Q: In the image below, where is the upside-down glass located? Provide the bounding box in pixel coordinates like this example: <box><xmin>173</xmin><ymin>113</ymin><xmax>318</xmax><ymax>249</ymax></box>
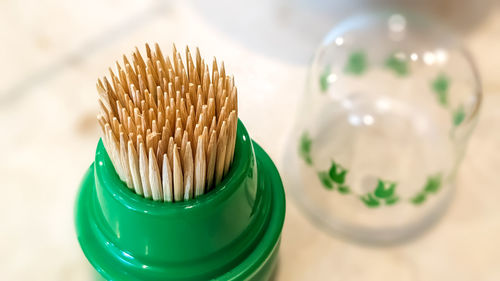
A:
<box><xmin>284</xmin><ymin>12</ymin><xmax>481</xmax><ymax>244</ymax></box>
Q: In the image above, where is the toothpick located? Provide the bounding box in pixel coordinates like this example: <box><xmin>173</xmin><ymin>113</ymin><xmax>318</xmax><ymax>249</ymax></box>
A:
<box><xmin>97</xmin><ymin>44</ymin><xmax>238</xmax><ymax>202</ymax></box>
<box><xmin>139</xmin><ymin>142</ymin><xmax>152</xmax><ymax>199</ymax></box>
<box><xmin>194</xmin><ymin>135</ymin><xmax>206</xmax><ymax>197</ymax></box>
<box><xmin>162</xmin><ymin>154</ymin><xmax>173</xmax><ymax>202</ymax></box>
<box><xmin>173</xmin><ymin>144</ymin><xmax>183</xmax><ymax>202</ymax></box>
<box><xmin>149</xmin><ymin>147</ymin><xmax>163</xmax><ymax>201</ymax></box>
<box><xmin>215</xmin><ymin>121</ymin><xmax>228</xmax><ymax>186</ymax></box>
<box><xmin>120</xmin><ymin>132</ymin><xmax>133</xmax><ymax>189</ymax></box>
<box><xmin>206</xmin><ymin>130</ymin><xmax>217</xmax><ymax>191</ymax></box>
<box><xmin>128</xmin><ymin>140</ymin><xmax>143</xmax><ymax>195</ymax></box>
<box><xmin>183</xmin><ymin>142</ymin><xmax>194</xmax><ymax>200</ymax></box>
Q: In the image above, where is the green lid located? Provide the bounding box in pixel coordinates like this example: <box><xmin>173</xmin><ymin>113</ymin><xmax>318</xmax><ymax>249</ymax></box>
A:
<box><xmin>75</xmin><ymin>120</ymin><xmax>286</xmax><ymax>280</ymax></box>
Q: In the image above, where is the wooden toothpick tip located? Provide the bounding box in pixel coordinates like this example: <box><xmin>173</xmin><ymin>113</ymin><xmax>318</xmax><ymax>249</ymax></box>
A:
<box><xmin>97</xmin><ymin>44</ymin><xmax>238</xmax><ymax>202</ymax></box>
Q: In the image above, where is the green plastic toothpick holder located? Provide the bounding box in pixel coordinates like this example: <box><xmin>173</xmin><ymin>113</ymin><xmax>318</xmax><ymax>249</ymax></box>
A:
<box><xmin>75</xmin><ymin>120</ymin><xmax>286</xmax><ymax>281</ymax></box>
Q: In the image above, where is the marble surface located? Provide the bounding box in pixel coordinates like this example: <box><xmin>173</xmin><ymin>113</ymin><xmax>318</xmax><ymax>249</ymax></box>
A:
<box><xmin>1</xmin><ymin>0</ymin><xmax>499</xmax><ymax>280</ymax></box>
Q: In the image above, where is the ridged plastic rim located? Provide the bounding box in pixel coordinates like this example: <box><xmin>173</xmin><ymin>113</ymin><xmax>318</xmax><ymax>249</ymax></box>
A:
<box><xmin>75</xmin><ymin>134</ymin><xmax>286</xmax><ymax>280</ymax></box>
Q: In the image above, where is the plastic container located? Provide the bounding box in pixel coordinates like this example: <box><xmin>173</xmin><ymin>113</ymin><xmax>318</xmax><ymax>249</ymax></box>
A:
<box><xmin>75</xmin><ymin>120</ymin><xmax>286</xmax><ymax>280</ymax></box>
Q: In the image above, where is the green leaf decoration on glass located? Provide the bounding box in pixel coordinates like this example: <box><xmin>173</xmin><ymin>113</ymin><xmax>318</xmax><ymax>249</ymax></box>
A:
<box><xmin>328</xmin><ymin>161</ymin><xmax>348</xmax><ymax>184</ymax></box>
<box><xmin>374</xmin><ymin>179</ymin><xmax>397</xmax><ymax>199</ymax></box>
<box><xmin>360</xmin><ymin>194</ymin><xmax>380</xmax><ymax>208</ymax></box>
<box><xmin>424</xmin><ymin>174</ymin><xmax>442</xmax><ymax>193</ymax></box>
<box><xmin>299</xmin><ymin>132</ymin><xmax>313</xmax><ymax>165</ymax></box>
<box><xmin>337</xmin><ymin>185</ymin><xmax>351</xmax><ymax>194</ymax></box>
<box><xmin>385</xmin><ymin>196</ymin><xmax>399</xmax><ymax>205</ymax></box>
<box><xmin>409</xmin><ymin>173</ymin><xmax>444</xmax><ymax>206</ymax></box>
<box><xmin>317</xmin><ymin>161</ymin><xmax>350</xmax><ymax>194</ymax></box>
<box><xmin>385</xmin><ymin>53</ymin><xmax>409</xmax><ymax>76</ymax></box>
<box><xmin>453</xmin><ymin>106</ymin><xmax>466</xmax><ymax>126</ymax></box>
<box><xmin>344</xmin><ymin>51</ymin><xmax>367</xmax><ymax>75</ymax></box>
<box><xmin>359</xmin><ymin>178</ymin><xmax>399</xmax><ymax>207</ymax></box>
<box><xmin>318</xmin><ymin>171</ymin><xmax>333</xmax><ymax>190</ymax></box>
<box><xmin>411</xmin><ymin>192</ymin><xmax>427</xmax><ymax>205</ymax></box>
<box><xmin>320</xmin><ymin>65</ymin><xmax>331</xmax><ymax>93</ymax></box>
<box><xmin>431</xmin><ymin>74</ymin><xmax>450</xmax><ymax>106</ymax></box>
<box><xmin>311</xmin><ymin>157</ymin><xmax>442</xmax><ymax>207</ymax></box>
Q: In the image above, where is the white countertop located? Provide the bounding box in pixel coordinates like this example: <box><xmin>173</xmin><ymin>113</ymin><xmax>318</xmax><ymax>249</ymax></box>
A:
<box><xmin>1</xmin><ymin>1</ymin><xmax>500</xmax><ymax>280</ymax></box>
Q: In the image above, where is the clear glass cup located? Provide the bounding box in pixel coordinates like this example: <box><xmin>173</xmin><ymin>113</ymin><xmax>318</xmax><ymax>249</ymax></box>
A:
<box><xmin>284</xmin><ymin>11</ymin><xmax>481</xmax><ymax>244</ymax></box>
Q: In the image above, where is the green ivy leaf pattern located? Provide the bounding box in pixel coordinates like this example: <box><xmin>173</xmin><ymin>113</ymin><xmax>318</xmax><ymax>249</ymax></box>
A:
<box><xmin>328</xmin><ymin>160</ymin><xmax>347</xmax><ymax>184</ymax></box>
<box><xmin>410</xmin><ymin>174</ymin><xmax>442</xmax><ymax>205</ymax></box>
<box><xmin>411</xmin><ymin>192</ymin><xmax>427</xmax><ymax>205</ymax></box>
<box><xmin>319</xmin><ymin>65</ymin><xmax>331</xmax><ymax>93</ymax></box>
<box><xmin>374</xmin><ymin>180</ymin><xmax>397</xmax><ymax>199</ymax></box>
<box><xmin>431</xmin><ymin>74</ymin><xmax>450</xmax><ymax>106</ymax></box>
<box><xmin>310</xmin><ymin>156</ymin><xmax>444</xmax><ymax>207</ymax></box>
<box><xmin>385</xmin><ymin>195</ymin><xmax>399</xmax><ymax>205</ymax></box>
<box><xmin>453</xmin><ymin>106</ymin><xmax>466</xmax><ymax>127</ymax></box>
<box><xmin>337</xmin><ymin>185</ymin><xmax>351</xmax><ymax>194</ymax></box>
<box><xmin>385</xmin><ymin>53</ymin><xmax>409</xmax><ymax>76</ymax></box>
<box><xmin>430</xmin><ymin>73</ymin><xmax>461</xmax><ymax>129</ymax></box>
<box><xmin>359</xmin><ymin>179</ymin><xmax>399</xmax><ymax>207</ymax></box>
<box><xmin>344</xmin><ymin>51</ymin><xmax>367</xmax><ymax>75</ymax></box>
<box><xmin>318</xmin><ymin>171</ymin><xmax>333</xmax><ymax>189</ymax></box>
<box><xmin>360</xmin><ymin>193</ymin><xmax>380</xmax><ymax>208</ymax></box>
<box><xmin>423</xmin><ymin>174</ymin><xmax>442</xmax><ymax>193</ymax></box>
<box><xmin>317</xmin><ymin>160</ymin><xmax>350</xmax><ymax>194</ymax></box>
<box><xmin>302</xmin><ymin>60</ymin><xmax>452</xmax><ymax>207</ymax></box>
<box><xmin>299</xmin><ymin>132</ymin><xmax>313</xmax><ymax>165</ymax></box>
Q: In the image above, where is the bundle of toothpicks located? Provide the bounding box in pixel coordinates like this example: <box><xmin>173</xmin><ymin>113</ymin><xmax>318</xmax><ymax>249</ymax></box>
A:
<box><xmin>97</xmin><ymin>43</ymin><xmax>238</xmax><ymax>202</ymax></box>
